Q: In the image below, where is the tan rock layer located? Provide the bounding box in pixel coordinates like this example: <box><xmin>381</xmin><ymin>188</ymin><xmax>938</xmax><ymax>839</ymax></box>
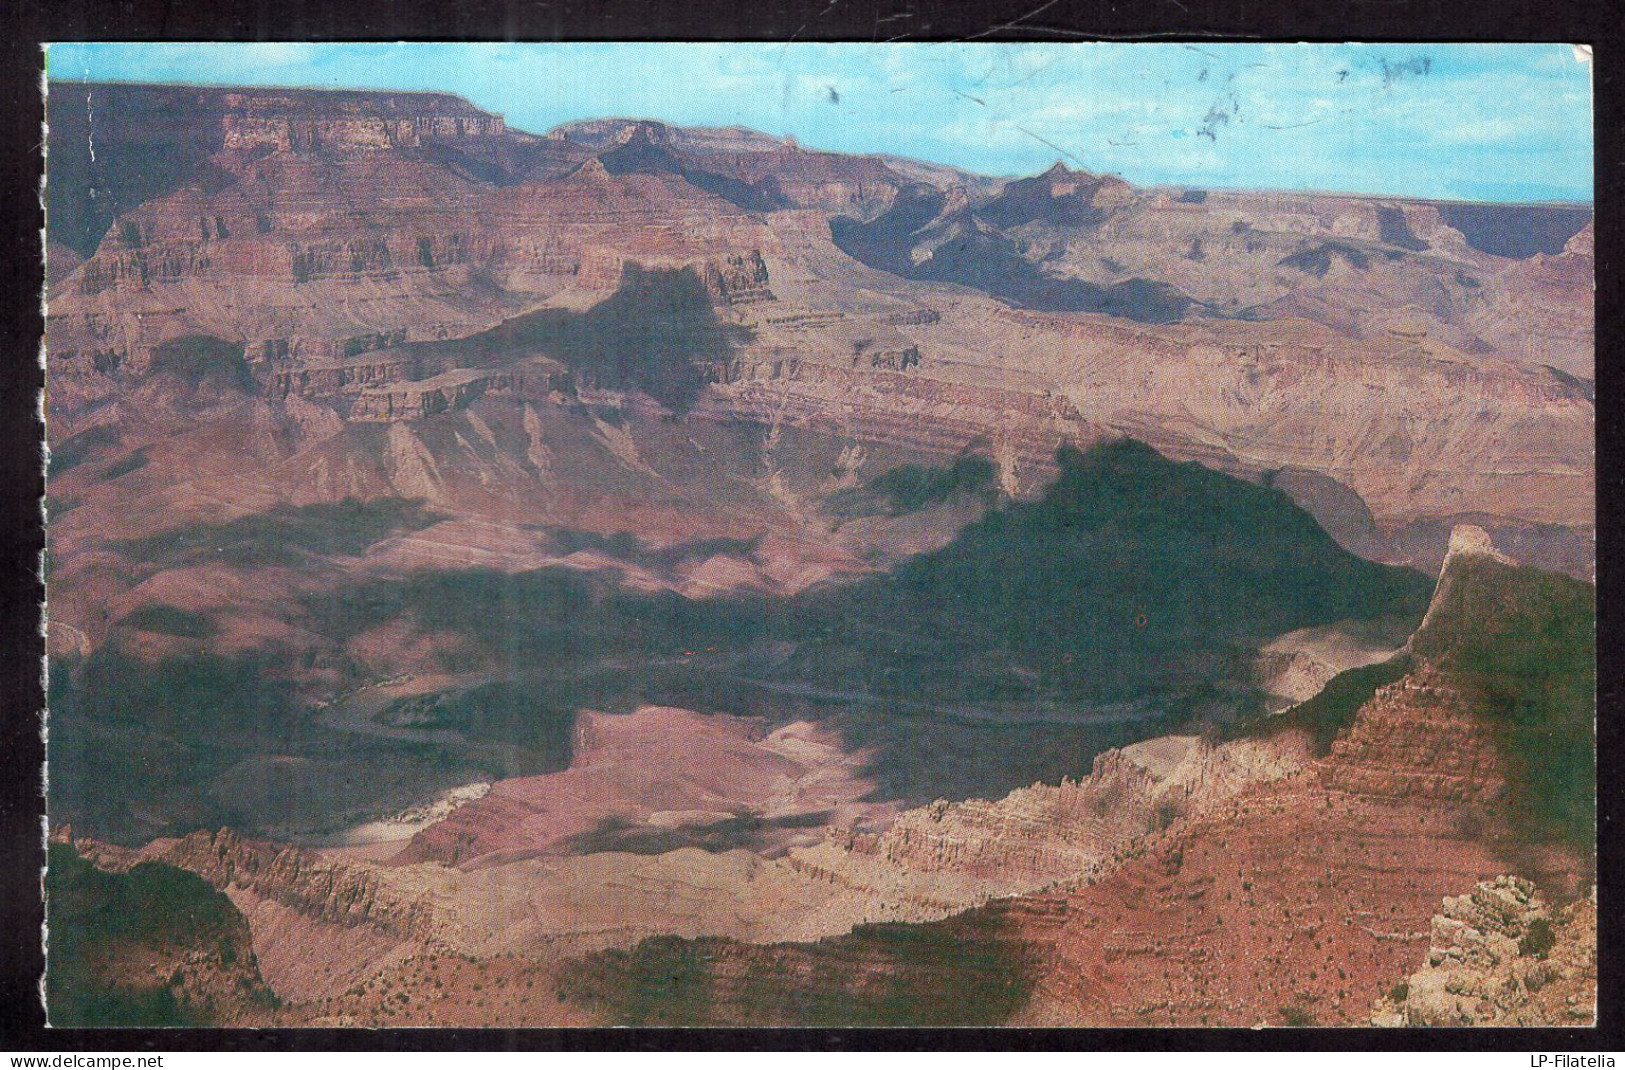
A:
<box><xmin>1374</xmin><ymin>876</ymin><xmax>1596</xmax><ymax>1026</ymax></box>
<box><xmin>137</xmin><ymin>828</ymin><xmax>438</xmax><ymax>939</ymax></box>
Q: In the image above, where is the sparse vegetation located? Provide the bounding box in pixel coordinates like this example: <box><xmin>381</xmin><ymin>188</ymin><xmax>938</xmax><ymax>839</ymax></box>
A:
<box><xmin>560</xmin><ymin>919</ymin><xmax>1036</xmax><ymax>1027</ymax></box>
<box><xmin>1520</xmin><ymin>918</ymin><xmax>1557</xmax><ymax>958</ymax></box>
<box><xmin>116</xmin><ymin>497</ymin><xmax>445</xmax><ymax>569</ymax></box>
<box><xmin>1280</xmin><ymin>1004</ymin><xmax>1318</xmax><ymax>1027</ymax></box>
<box><xmin>46</xmin><ymin>842</ymin><xmax>267</xmax><ymax>1026</ymax></box>
<box><xmin>1153</xmin><ymin>799</ymin><xmax>1185</xmax><ymax>831</ymax></box>
<box><xmin>828</xmin><ymin>454</ymin><xmax>999</xmax><ymax>518</ymax></box>
<box><xmin>1409</xmin><ymin>556</ymin><xmax>1595</xmax><ymax>849</ymax></box>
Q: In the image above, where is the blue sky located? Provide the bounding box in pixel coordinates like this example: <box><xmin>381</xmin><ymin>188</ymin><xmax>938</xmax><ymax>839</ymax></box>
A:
<box><xmin>46</xmin><ymin>42</ymin><xmax>1593</xmax><ymax>202</ymax></box>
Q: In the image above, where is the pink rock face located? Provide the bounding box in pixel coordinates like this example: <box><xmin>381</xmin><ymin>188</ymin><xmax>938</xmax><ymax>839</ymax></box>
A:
<box><xmin>42</xmin><ymin>82</ymin><xmax>1594</xmax><ymax>1028</ymax></box>
<box><xmin>998</xmin><ymin>657</ymin><xmax>1587</xmax><ymax>1028</ymax></box>
<box><xmin>394</xmin><ymin>708</ymin><xmax>889</xmax><ymax>868</ymax></box>
<box><xmin>45</xmin><ymin>83</ymin><xmax>1593</xmax><ymax>579</ymax></box>
<box><xmin>566</xmin><ymin>659</ymin><xmax>1582</xmax><ymax>1028</ymax></box>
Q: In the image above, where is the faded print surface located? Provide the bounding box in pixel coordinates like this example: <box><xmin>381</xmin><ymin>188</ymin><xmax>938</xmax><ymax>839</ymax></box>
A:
<box><xmin>43</xmin><ymin>43</ymin><xmax>1594</xmax><ymax>1027</ymax></box>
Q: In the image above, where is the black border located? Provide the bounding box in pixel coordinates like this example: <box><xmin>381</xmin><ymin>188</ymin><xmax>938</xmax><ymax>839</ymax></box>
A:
<box><xmin>3</xmin><ymin>0</ymin><xmax>1620</xmax><ymax>1052</ymax></box>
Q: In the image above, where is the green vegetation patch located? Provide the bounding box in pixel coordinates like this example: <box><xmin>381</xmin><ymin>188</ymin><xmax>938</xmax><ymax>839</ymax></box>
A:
<box><xmin>559</xmin><ymin>914</ymin><xmax>1035</xmax><ymax>1026</ymax></box>
<box><xmin>829</xmin><ymin>454</ymin><xmax>999</xmax><ymax>518</ymax></box>
<box><xmin>1410</xmin><ymin>556</ymin><xmax>1595</xmax><ymax>850</ymax></box>
<box><xmin>116</xmin><ymin>497</ymin><xmax>444</xmax><ymax>568</ymax></box>
<box><xmin>119</xmin><ymin>603</ymin><xmax>218</xmax><ymax>639</ymax></box>
<box><xmin>46</xmin><ymin>841</ymin><xmax>264</xmax><ymax>1027</ymax></box>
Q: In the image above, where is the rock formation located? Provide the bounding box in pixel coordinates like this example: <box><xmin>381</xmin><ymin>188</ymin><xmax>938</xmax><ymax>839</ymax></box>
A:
<box><xmin>41</xmin><ymin>81</ymin><xmax>1595</xmax><ymax>1028</ymax></box>
<box><xmin>1372</xmin><ymin>876</ymin><xmax>1596</xmax><ymax>1026</ymax></box>
<box><xmin>550</xmin><ymin>527</ymin><xmax>1595</xmax><ymax>1027</ymax></box>
<box><xmin>46</xmin><ymin>83</ymin><xmax>1592</xmax><ymax>588</ymax></box>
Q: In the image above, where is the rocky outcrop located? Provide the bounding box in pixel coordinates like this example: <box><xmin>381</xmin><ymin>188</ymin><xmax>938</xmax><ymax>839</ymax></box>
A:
<box><xmin>1373</xmin><ymin>877</ymin><xmax>1596</xmax><ymax>1026</ymax></box>
<box><xmin>1407</xmin><ymin>524</ymin><xmax>1516</xmax><ymax>642</ymax></box>
<box><xmin>349</xmin><ymin>369</ymin><xmax>496</xmax><ymax>421</ymax></box>
<box><xmin>222</xmin><ymin>107</ymin><xmax>505</xmax><ymax>155</ymax></box>
<box><xmin>694</xmin><ymin>364</ymin><xmax>1099</xmax><ymax>485</ymax></box>
<box><xmin>547</xmin><ymin>529</ymin><xmax>1593</xmax><ymax>1027</ymax></box>
<box><xmin>46</xmin><ymin>84</ymin><xmax>1592</xmax><ymax>577</ymax></box>
<box><xmin>123</xmin><ymin>828</ymin><xmax>438</xmax><ymax>938</ymax></box>
<box><xmin>701</xmin><ymin>250</ymin><xmax>774</xmax><ymax>303</ymax></box>
<box><xmin>1316</xmin><ymin>671</ymin><xmax>1509</xmax><ymax>805</ymax></box>
<box><xmin>808</xmin><ymin>732</ymin><xmax>1312</xmax><ymax>898</ymax></box>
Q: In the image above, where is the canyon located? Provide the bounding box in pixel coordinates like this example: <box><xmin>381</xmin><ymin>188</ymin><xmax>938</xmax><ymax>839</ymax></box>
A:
<box><xmin>41</xmin><ymin>81</ymin><xmax>1595</xmax><ymax>1029</ymax></box>
<box><xmin>46</xmin><ymin>84</ymin><xmax>1593</xmax><ymax>584</ymax></box>
<box><xmin>52</xmin><ymin>526</ymin><xmax>1594</xmax><ymax>1027</ymax></box>
<box><xmin>556</xmin><ymin>529</ymin><xmax>1597</xmax><ymax>1028</ymax></box>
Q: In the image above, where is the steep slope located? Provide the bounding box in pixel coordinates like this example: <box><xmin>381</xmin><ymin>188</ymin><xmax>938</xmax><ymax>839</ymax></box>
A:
<box><xmin>45</xmin><ymin>82</ymin><xmax>1593</xmax><ymax>603</ymax></box>
<box><xmin>46</xmin><ymin>81</ymin><xmax>570</xmax><ymax>259</ymax></box>
<box><xmin>831</xmin><ymin>180</ymin><xmax>1195</xmax><ymax>322</ymax></box>
<box><xmin>45</xmin><ymin>840</ymin><xmax>276</xmax><ymax>1026</ymax></box>
<box><xmin>552</xmin><ymin>527</ymin><xmax>1593</xmax><ymax>1027</ymax></box>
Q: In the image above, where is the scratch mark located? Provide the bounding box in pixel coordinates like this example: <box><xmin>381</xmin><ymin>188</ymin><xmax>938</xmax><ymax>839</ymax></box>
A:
<box><xmin>84</xmin><ymin>84</ymin><xmax>95</xmax><ymax>165</ymax></box>
<box><xmin>1013</xmin><ymin>125</ymin><xmax>1092</xmax><ymax>170</ymax></box>
<box><xmin>960</xmin><ymin>0</ymin><xmax>1066</xmax><ymax>41</ymax></box>
<box><xmin>954</xmin><ymin>89</ymin><xmax>987</xmax><ymax>107</ymax></box>
<box><xmin>781</xmin><ymin>0</ymin><xmax>843</xmax><ymax>56</ymax></box>
<box><xmin>972</xmin><ymin>28</ymin><xmax>1257</xmax><ymax>41</ymax></box>
<box><xmin>1005</xmin><ymin>56</ymin><xmax>1059</xmax><ymax>88</ymax></box>
<box><xmin>1197</xmin><ymin>91</ymin><xmax>1239</xmax><ymax>140</ymax></box>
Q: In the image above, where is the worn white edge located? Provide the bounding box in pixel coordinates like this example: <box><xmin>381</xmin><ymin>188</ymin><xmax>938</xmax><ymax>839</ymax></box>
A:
<box><xmin>38</xmin><ymin>45</ymin><xmax>52</xmax><ymax>1029</ymax></box>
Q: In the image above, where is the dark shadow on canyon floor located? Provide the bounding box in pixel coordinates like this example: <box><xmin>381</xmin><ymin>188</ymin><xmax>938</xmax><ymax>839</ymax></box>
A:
<box><xmin>50</xmin><ymin>439</ymin><xmax>1434</xmax><ymax>841</ymax></box>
